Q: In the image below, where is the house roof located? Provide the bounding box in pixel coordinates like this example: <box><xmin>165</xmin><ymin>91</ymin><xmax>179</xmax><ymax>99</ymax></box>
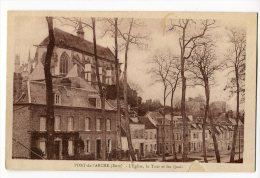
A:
<box><xmin>15</xmin><ymin>77</ymin><xmax>115</xmax><ymax>111</ymax></box>
<box><xmin>40</xmin><ymin>28</ymin><xmax>115</xmax><ymax>62</ymax></box>
<box><xmin>138</xmin><ymin>116</ymin><xmax>156</xmax><ymax>129</ymax></box>
<box><xmin>146</xmin><ymin>111</ymin><xmax>164</xmax><ymax>125</ymax></box>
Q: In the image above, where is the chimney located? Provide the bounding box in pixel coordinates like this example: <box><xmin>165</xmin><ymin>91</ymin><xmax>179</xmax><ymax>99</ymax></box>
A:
<box><xmin>77</xmin><ymin>21</ymin><xmax>84</xmax><ymax>39</ymax></box>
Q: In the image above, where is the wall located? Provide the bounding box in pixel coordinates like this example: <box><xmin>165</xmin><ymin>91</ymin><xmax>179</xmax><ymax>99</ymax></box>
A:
<box><xmin>12</xmin><ymin>105</ymin><xmax>32</xmax><ymax>158</ymax></box>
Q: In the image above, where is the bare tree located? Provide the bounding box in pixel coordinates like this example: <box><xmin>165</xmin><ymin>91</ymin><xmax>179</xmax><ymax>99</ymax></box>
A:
<box><xmin>187</xmin><ymin>41</ymin><xmax>222</xmax><ymax>163</ymax></box>
<box><xmin>167</xmin><ymin>19</ymin><xmax>215</xmax><ymax>161</ymax></box>
<box><xmin>224</xmin><ymin>28</ymin><xmax>246</xmax><ymax>162</ymax></box>
<box><xmin>100</xmin><ymin>17</ymin><xmax>123</xmax><ymax>160</ymax></box>
<box><xmin>167</xmin><ymin>66</ymin><xmax>180</xmax><ymax>160</ymax></box>
<box><xmin>44</xmin><ymin>16</ymin><xmax>55</xmax><ymax>160</ymax></box>
<box><xmin>117</xmin><ymin>18</ymin><xmax>148</xmax><ymax>161</ymax></box>
<box><xmin>150</xmin><ymin>49</ymin><xmax>179</xmax><ymax>161</ymax></box>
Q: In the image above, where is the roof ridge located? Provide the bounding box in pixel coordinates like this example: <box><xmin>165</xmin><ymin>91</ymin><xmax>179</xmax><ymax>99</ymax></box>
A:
<box><xmin>53</xmin><ymin>28</ymin><xmax>113</xmax><ymax>54</ymax></box>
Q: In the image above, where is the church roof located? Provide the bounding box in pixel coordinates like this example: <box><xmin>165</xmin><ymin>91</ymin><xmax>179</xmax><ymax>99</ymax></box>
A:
<box><xmin>40</xmin><ymin>28</ymin><xmax>115</xmax><ymax>62</ymax></box>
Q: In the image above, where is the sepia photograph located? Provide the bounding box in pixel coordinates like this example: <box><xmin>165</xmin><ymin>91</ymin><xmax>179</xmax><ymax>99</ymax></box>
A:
<box><xmin>5</xmin><ymin>11</ymin><xmax>257</xmax><ymax>171</ymax></box>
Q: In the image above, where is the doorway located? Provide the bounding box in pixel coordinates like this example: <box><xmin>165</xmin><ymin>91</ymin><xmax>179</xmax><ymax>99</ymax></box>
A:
<box><xmin>96</xmin><ymin>139</ymin><xmax>101</xmax><ymax>160</ymax></box>
<box><xmin>140</xmin><ymin>143</ymin><xmax>144</xmax><ymax>156</ymax></box>
<box><xmin>54</xmin><ymin>140</ymin><xmax>61</xmax><ymax>159</ymax></box>
<box><xmin>178</xmin><ymin>145</ymin><xmax>182</xmax><ymax>153</ymax></box>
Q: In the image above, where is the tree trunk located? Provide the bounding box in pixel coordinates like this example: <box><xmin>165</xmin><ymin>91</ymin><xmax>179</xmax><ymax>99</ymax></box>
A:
<box><xmin>92</xmin><ymin>18</ymin><xmax>107</xmax><ymax>160</ymax></box>
<box><xmin>44</xmin><ymin>17</ymin><xmax>55</xmax><ymax>160</ymax></box>
<box><xmin>123</xmin><ymin>42</ymin><xmax>136</xmax><ymax>161</ymax></box>
<box><xmin>123</xmin><ymin>19</ymin><xmax>136</xmax><ymax>161</ymax></box>
<box><xmin>181</xmin><ymin>50</ymin><xmax>188</xmax><ymax>162</ymax></box>
<box><xmin>203</xmin><ymin>79</ymin><xmax>220</xmax><ymax>163</ymax></box>
<box><xmin>114</xmin><ymin>18</ymin><xmax>122</xmax><ymax>160</ymax></box>
<box><xmin>202</xmin><ymin>80</ymin><xmax>208</xmax><ymax>163</ymax></box>
<box><xmin>170</xmin><ymin>87</ymin><xmax>177</xmax><ymax>160</ymax></box>
<box><xmin>230</xmin><ymin>68</ymin><xmax>240</xmax><ymax>162</ymax></box>
<box><xmin>161</xmin><ymin>86</ymin><xmax>167</xmax><ymax>161</ymax></box>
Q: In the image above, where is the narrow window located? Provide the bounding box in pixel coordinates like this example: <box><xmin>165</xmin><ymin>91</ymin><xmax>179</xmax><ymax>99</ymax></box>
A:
<box><xmin>40</xmin><ymin>117</ymin><xmax>46</xmax><ymax>131</ymax></box>
<box><xmin>54</xmin><ymin>94</ymin><xmax>61</xmax><ymax>105</ymax></box>
<box><xmin>84</xmin><ymin>139</ymin><xmax>90</xmax><ymax>153</ymax></box>
<box><xmin>55</xmin><ymin>116</ymin><xmax>61</xmax><ymax>131</ymax></box>
<box><xmin>68</xmin><ymin>117</ymin><xmax>74</xmax><ymax>131</ymax></box>
<box><xmin>68</xmin><ymin>140</ymin><xmax>74</xmax><ymax>156</ymax></box>
<box><xmin>85</xmin><ymin>118</ymin><xmax>90</xmax><ymax>131</ymax></box>
<box><xmin>60</xmin><ymin>52</ymin><xmax>69</xmax><ymax>75</ymax></box>
<box><xmin>39</xmin><ymin>141</ymin><xmax>46</xmax><ymax>154</ymax></box>
<box><xmin>106</xmin><ymin>119</ymin><xmax>111</xmax><ymax>131</ymax></box>
<box><xmin>107</xmin><ymin>139</ymin><xmax>112</xmax><ymax>153</ymax></box>
<box><xmin>96</xmin><ymin>118</ymin><xmax>101</xmax><ymax>131</ymax></box>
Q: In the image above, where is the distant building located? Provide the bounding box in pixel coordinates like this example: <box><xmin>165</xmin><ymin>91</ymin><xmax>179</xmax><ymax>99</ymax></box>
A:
<box><xmin>186</xmin><ymin>96</ymin><xmax>205</xmax><ymax>116</ymax></box>
<box><xmin>139</xmin><ymin>116</ymin><xmax>157</xmax><ymax>156</ymax></box>
<box><xmin>210</xmin><ymin>101</ymin><xmax>227</xmax><ymax>117</ymax></box>
<box><xmin>121</xmin><ymin>115</ymin><xmax>145</xmax><ymax>159</ymax></box>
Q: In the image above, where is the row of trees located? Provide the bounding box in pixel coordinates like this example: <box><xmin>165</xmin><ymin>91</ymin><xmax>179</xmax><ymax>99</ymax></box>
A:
<box><xmin>43</xmin><ymin>16</ymin><xmax>245</xmax><ymax>162</ymax></box>
<box><xmin>150</xmin><ymin>19</ymin><xmax>246</xmax><ymax>162</ymax></box>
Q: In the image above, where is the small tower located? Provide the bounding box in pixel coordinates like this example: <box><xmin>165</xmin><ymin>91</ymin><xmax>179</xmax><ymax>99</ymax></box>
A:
<box><xmin>27</xmin><ymin>49</ymin><xmax>33</xmax><ymax>73</ymax></box>
<box><xmin>77</xmin><ymin>20</ymin><xmax>84</xmax><ymax>39</ymax></box>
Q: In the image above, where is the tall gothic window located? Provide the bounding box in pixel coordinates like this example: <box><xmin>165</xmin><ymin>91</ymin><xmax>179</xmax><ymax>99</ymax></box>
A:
<box><xmin>60</xmin><ymin>52</ymin><xmax>69</xmax><ymax>75</ymax></box>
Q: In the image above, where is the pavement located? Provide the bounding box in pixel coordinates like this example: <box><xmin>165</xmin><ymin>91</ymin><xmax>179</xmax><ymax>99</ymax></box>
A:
<box><xmin>154</xmin><ymin>149</ymin><xmax>243</xmax><ymax>162</ymax></box>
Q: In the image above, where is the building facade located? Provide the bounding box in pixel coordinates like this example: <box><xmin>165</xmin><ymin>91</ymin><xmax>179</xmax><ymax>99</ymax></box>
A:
<box><xmin>13</xmin><ymin>26</ymin><xmax>119</xmax><ymax>160</ymax></box>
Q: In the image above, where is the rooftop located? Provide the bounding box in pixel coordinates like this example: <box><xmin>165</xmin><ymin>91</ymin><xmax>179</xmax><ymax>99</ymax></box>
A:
<box><xmin>40</xmin><ymin>28</ymin><xmax>115</xmax><ymax>62</ymax></box>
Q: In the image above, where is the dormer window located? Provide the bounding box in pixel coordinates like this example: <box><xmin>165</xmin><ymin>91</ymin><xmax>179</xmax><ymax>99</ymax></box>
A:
<box><xmin>89</xmin><ymin>98</ymin><xmax>97</xmax><ymax>107</ymax></box>
<box><xmin>85</xmin><ymin>63</ymin><xmax>91</xmax><ymax>72</ymax></box>
<box><xmin>84</xmin><ymin>63</ymin><xmax>92</xmax><ymax>82</ymax></box>
<box><xmin>54</xmin><ymin>93</ymin><xmax>61</xmax><ymax>105</ymax></box>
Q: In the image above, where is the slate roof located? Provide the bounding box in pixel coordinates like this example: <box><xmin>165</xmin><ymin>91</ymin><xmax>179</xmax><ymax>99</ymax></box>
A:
<box><xmin>146</xmin><ymin>111</ymin><xmax>164</xmax><ymax>125</ymax></box>
<box><xmin>138</xmin><ymin>116</ymin><xmax>156</xmax><ymax>129</ymax></box>
<box><xmin>40</xmin><ymin>28</ymin><xmax>115</xmax><ymax>61</ymax></box>
<box><xmin>15</xmin><ymin>77</ymin><xmax>115</xmax><ymax>111</ymax></box>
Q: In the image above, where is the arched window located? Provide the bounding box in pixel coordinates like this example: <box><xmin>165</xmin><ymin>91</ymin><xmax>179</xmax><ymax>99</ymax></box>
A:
<box><xmin>60</xmin><ymin>52</ymin><xmax>69</xmax><ymax>75</ymax></box>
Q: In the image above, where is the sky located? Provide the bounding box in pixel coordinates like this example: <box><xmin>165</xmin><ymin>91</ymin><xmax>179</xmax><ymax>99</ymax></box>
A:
<box><xmin>13</xmin><ymin>15</ymin><xmax>246</xmax><ymax>110</ymax></box>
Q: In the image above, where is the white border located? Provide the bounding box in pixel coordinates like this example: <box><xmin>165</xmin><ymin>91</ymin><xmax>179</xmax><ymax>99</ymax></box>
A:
<box><xmin>0</xmin><ymin>0</ymin><xmax>259</xmax><ymax>178</ymax></box>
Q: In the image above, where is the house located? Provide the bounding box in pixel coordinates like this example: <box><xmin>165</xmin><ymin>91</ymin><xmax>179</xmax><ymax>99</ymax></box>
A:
<box><xmin>138</xmin><ymin>116</ymin><xmax>157</xmax><ymax>156</ymax></box>
<box><xmin>189</xmin><ymin>122</ymin><xmax>210</xmax><ymax>153</ymax></box>
<box><xmin>121</xmin><ymin>115</ymin><xmax>145</xmax><ymax>159</ymax></box>
<box><xmin>13</xmin><ymin>76</ymin><xmax>117</xmax><ymax>160</ymax></box>
<box><xmin>12</xmin><ymin>25</ymin><xmax>119</xmax><ymax>160</ymax></box>
<box><xmin>146</xmin><ymin>111</ymin><xmax>175</xmax><ymax>155</ymax></box>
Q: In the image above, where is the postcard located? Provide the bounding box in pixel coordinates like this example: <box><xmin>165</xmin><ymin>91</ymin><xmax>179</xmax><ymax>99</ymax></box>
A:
<box><xmin>6</xmin><ymin>11</ymin><xmax>257</xmax><ymax>171</ymax></box>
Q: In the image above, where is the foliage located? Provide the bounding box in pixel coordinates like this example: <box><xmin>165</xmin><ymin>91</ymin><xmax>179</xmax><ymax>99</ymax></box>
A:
<box><xmin>137</xmin><ymin>99</ymin><xmax>163</xmax><ymax>116</ymax></box>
